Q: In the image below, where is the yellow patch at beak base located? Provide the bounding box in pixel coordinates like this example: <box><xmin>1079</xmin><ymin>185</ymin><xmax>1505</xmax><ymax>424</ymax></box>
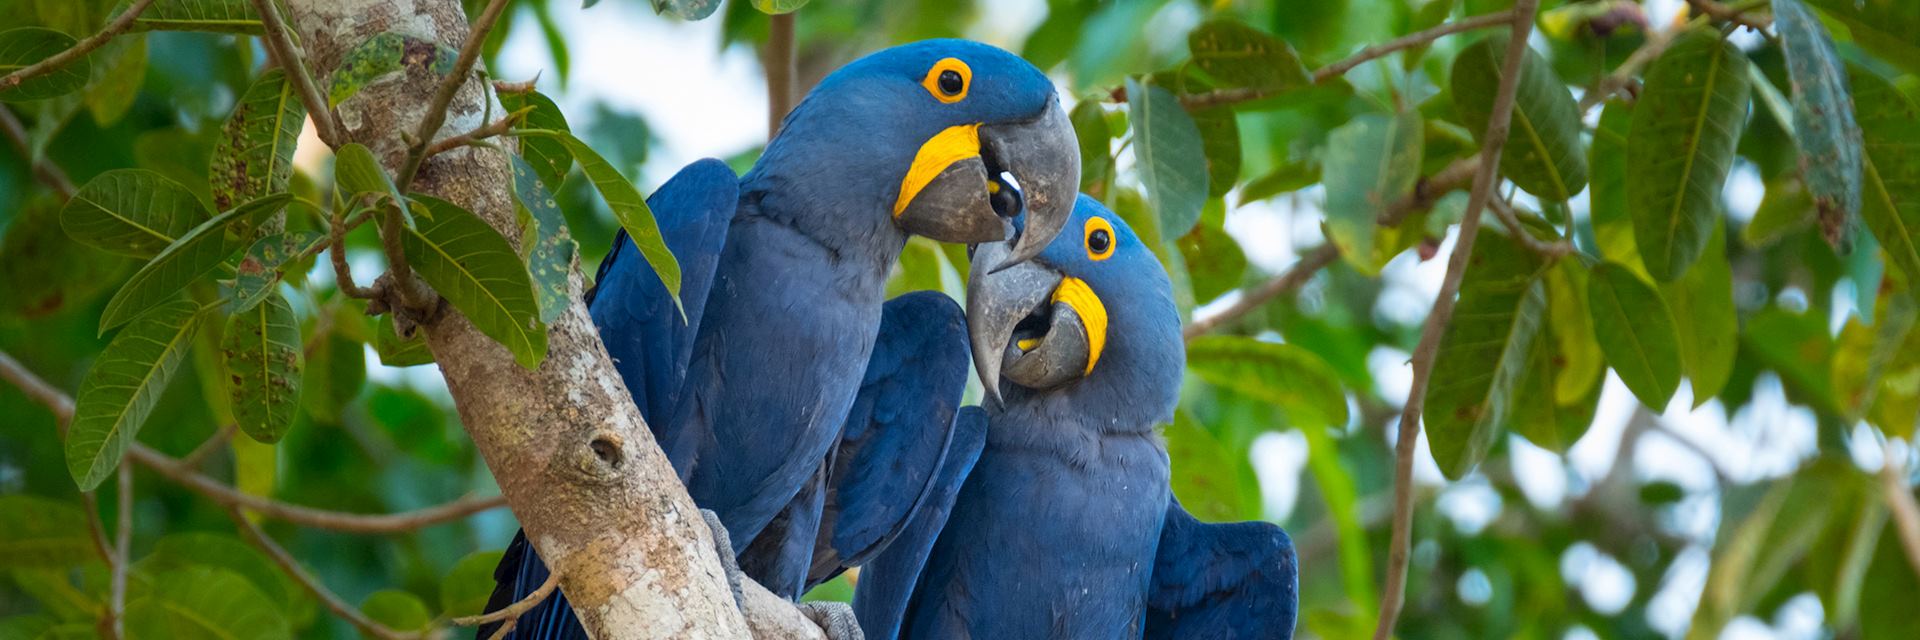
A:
<box><xmin>1051</xmin><ymin>276</ymin><xmax>1107</xmax><ymax>374</ymax></box>
<box><xmin>893</xmin><ymin>124</ymin><xmax>982</xmax><ymax>218</ymax></box>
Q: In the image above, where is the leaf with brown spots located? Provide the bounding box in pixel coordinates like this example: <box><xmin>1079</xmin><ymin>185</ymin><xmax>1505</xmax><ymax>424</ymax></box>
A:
<box><xmin>210</xmin><ymin>70</ymin><xmax>305</xmax><ymax>211</ymax></box>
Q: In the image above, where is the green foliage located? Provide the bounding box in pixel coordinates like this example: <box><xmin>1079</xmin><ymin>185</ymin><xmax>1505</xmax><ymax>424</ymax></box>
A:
<box><xmin>1186</xmin><ymin>19</ymin><xmax>1310</xmax><ymax>94</ymax></box>
<box><xmin>0</xmin><ymin>28</ymin><xmax>90</xmax><ymax>101</ymax></box>
<box><xmin>1125</xmin><ymin>78</ymin><xmax>1209</xmax><ymax>240</ymax></box>
<box><xmin>222</xmin><ymin>292</ymin><xmax>303</xmax><ymax>443</ymax></box>
<box><xmin>96</xmin><ymin>193</ymin><xmax>290</xmax><ymax>333</ymax></box>
<box><xmin>521</xmin><ymin>128</ymin><xmax>681</xmax><ymax>303</ymax></box>
<box><xmin>212</xmin><ymin>70</ymin><xmax>305</xmax><ymax>211</ymax></box>
<box><xmin>125</xmin><ymin>566</ymin><xmax>291</xmax><ymax>639</ymax></box>
<box><xmin>130</xmin><ymin>0</ymin><xmax>264</xmax><ymax>34</ymax></box>
<box><xmin>497</xmin><ymin>90</ymin><xmax>574</xmax><ymax>189</ymax></box>
<box><xmin>1587</xmin><ymin>261</ymin><xmax>1681</xmax><ymax>408</ymax></box>
<box><xmin>1324</xmin><ymin>111</ymin><xmax>1423</xmax><ymax>275</ymax></box>
<box><xmin>441</xmin><ymin>550</ymin><xmax>506</xmax><ymax>618</ymax></box>
<box><xmin>1450</xmin><ymin>33</ymin><xmax>1586</xmax><ymax>202</ymax></box>
<box><xmin>1186</xmin><ymin>335</ymin><xmax>1348</xmax><ymax>429</ymax></box>
<box><xmin>400</xmin><ymin>194</ymin><xmax>548</xmax><ymax>368</ymax></box>
<box><xmin>61</xmin><ymin>169</ymin><xmax>209</xmax><ymax>258</ymax></box>
<box><xmin>0</xmin><ymin>495</ymin><xmax>94</xmax><ymax>567</ymax></box>
<box><xmin>1776</xmin><ymin>0</ymin><xmax>1863</xmax><ymax>245</ymax></box>
<box><xmin>1628</xmin><ymin>30</ymin><xmax>1751</xmax><ymax>281</ymax></box>
<box><xmin>67</xmin><ymin>299</ymin><xmax>205</xmax><ymax>490</ymax></box>
<box><xmin>1425</xmin><ymin>229</ymin><xmax>1547</xmax><ymax>479</ymax></box>
<box><xmin>509</xmin><ymin>153</ymin><xmax>576</xmax><ymax>324</ymax></box>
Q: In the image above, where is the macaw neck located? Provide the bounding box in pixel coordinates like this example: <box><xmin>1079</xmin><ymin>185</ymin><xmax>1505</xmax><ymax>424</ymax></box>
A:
<box><xmin>735</xmin><ymin>173</ymin><xmax>910</xmax><ymax>278</ymax></box>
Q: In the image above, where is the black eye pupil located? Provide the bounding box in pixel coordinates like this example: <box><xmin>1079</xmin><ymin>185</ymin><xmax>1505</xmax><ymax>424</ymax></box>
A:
<box><xmin>1089</xmin><ymin>229</ymin><xmax>1111</xmax><ymax>253</ymax></box>
<box><xmin>938</xmin><ymin>70</ymin><xmax>963</xmax><ymax>95</ymax></box>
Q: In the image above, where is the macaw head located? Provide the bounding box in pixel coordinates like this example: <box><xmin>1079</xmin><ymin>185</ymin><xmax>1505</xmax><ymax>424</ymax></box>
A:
<box><xmin>966</xmin><ymin>195</ymin><xmax>1183</xmax><ymax>423</ymax></box>
<box><xmin>751</xmin><ymin>39</ymin><xmax>1077</xmax><ymax>269</ymax></box>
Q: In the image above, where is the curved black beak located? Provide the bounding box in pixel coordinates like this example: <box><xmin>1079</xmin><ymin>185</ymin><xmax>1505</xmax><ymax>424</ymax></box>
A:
<box><xmin>980</xmin><ymin>97</ymin><xmax>1077</xmax><ymax>271</ymax></box>
<box><xmin>966</xmin><ymin>240</ymin><xmax>1100</xmax><ymax>404</ymax></box>
<box><xmin>893</xmin><ymin>97</ymin><xmax>1077</xmax><ymax>269</ymax></box>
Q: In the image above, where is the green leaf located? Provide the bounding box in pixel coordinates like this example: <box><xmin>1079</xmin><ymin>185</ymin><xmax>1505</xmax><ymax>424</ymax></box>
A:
<box><xmin>222</xmin><ymin>292</ymin><xmax>302</xmax><ymax>443</ymax></box>
<box><xmin>374</xmin><ymin>315</ymin><xmax>435</xmax><ymax>367</ymax></box>
<box><xmin>1588</xmin><ymin>261</ymin><xmax>1683</xmax><ymax>408</ymax></box>
<box><xmin>1805</xmin><ymin>0</ymin><xmax>1920</xmax><ymax>76</ymax></box>
<box><xmin>302</xmin><ymin>316</ymin><xmax>368</xmax><ymax>423</ymax></box>
<box><xmin>332</xmin><ymin>142</ymin><xmax>402</xmax><ymax>209</ymax></box>
<box><xmin>66</xmin><ymin>299</ymin><xmax>204</xmax><ymax>491</ymax></box>
<box><xmin>85</xmin><ymin>34</ymin><xmax>146</xmax><ymax>125</ymax></box>
<box><xmin>440</xmin><ymin>550</ymin><xmax>506</xmax><ymax>618</ymax></box>
<box><xmin>1165</xmin><ymin>411</ymin><xmax>1259</xmax><ymax>522</ymax></box>
<box><xmin>1450</xmin><ymin>33</ymin><xmax>1588</xmax><ymax>202</ymax></box>
<box><xmin>1590</xmin><ymin>100</ymin><xmax>1643</xmax><ymax>273</ymax></box>
<box><xmin>1239</xmin><ymin>159</ymin><xmax>1320</xmax><ymax>204</ymax></box>
<box><xmin>327</xmin><ymin>32</ymin><xmax>456</xmax><ymax>108</ymax></box>
<box><xmin>1186</xmin><ymin>336</ymin><xmax>1349</xmax><ymax>429</ymax></box>
<box><xmin>0</xmin><ymin>496</ymin><xmax>93</xmax><ymax>568</ymax></box>
<box><xmin>1070</xmin><ymin>99</ymin><xmax>1114</xmax><ymax>200</ymax></box>
<box><xmin>1851</xmin><ymin>66</ymin><xmax>1920</xmax><ymax>293</ymax></box>
<box><xmin>3</xmin><ymin>195</ymin><xmax>129</xmax><ymax>319</ymax></box>
<box><xmin>1125</xmin><ymin>78</ymin><xmax>1209</xmax><ymax>239</ymax></box>
<box><xmin>0</xmin><ymin>28</ymin><xmax>91</xmax><ymax>101</ymax></box>
<box><xmin>1175</xmin><ymin>199</ymin><xmax>1245</xmax><ymax>304</ymax></box>
<box><xmin>212</xmin><ymin>70</ymin><xmax>305</xmax><ymax>212</ymax></box>
<box><xmin>747</xmin><ymin>0</ymin><xmax>805</xmax><ymax>14</ymax></box>
<box><xmin>98</xmin><ymin>193</ymin><xmax>292</xmax><ymax>334</ymax></box>
<box><xmin>1661</xmin><ymin>222</ymin><xmax>1737</xmax><ymax>404</ymax></box>
<box><xmin>497</xmin><ymin>90</ymin><xmax>573</xmax><ymax>188</ymax></box>
<box><xmin>137</xmin><ymin>532</ymin><xmax>295</xmax><ymax>608</ymax></box>
<box><xmin>125</xmin><ymin>566</ymin><xmax>290</xmax><ymax>640</ymax></box>
<box><xmin>0</xmin><ymin>615</ymin><xmax>91</xmax><ymax>640</ymax></box>
<box><xmin>1835</xmin><ymin>295</ymin><xmax>1915</xmax><ymax>418</ymax></box>
<box><xmin>1690</xmin><ymin>463</ymin><xmax>1855</xmax><ymax>639</ymax></box>
<box><xmin>1186</xmin><ymin>19</ymin><xmax>1310</xmax><ymax>94</ymax></box>
<box><xmin>1743</xmin><ymin>307</ymin><xmax>1840</xmax><ymax>414</ymax></box>
<box><xmin>129</xmin><ymin>0</ymin><xmax>264</xmax><ymax>34</ymax></box>
<box><xmin>1323</xmin><ymin>111</ymin><xmax>1424</xmax><ymax>276</ymax></box>
<box><xmin>60</xmin><ymin>169</ymin><xmax>210</xmax><ymax>259</ymax></box>
<box><xmin>1627</xmin><ymin>30</ymin><xmax>1751</xmax><ymax>281</ymax></box>
<box><xmin>358</xmin><ymin>590</ymin><xmax>431</xmax><ymax>637</ymax></box>
<box><xmin>1192</xmin><ymin>106</ymin><xmax>1240</xmax><ymax>199</ymax></box>
<box><xmin>509</xmin><ymin>154</ymin><xmax>577</xmax><ymax>324</ymax></box>
<box><xmin>400</xmin><ymin>194</ymin><xmax>547</xmax><ymax>368</ymax></box>
<box><xmin>656</xmin><ymin>0</ymin><xmax>724</xmax><ymax>19</ymax></box>
<box><xmin>1424</xmin><ymin>230</ymin><xmax>1548</xmax><ymax>479</ymax></box>
<box><xmin>1510</xmin><ymin>259</ymin><xmax>1603</xmax><ymax>452</ymax></box>
<box><xmin>521</xmin><ymin>129</ymin><xmax>680</xmax><ymax>302</ymax></box>
<box><xmin>1776</xmin><ymin>0</ymin><xmax>1864</xmax><ymax>246</ymax></box>
<box><xmin>223</xmin><ymin>230</ymin><xmax>323</xmax><ymax>314</ymax></box>
<box><xmin>1745</xmin><ymin>177</ymin><xmax>1816</xmax><ymax>248</ymax></box>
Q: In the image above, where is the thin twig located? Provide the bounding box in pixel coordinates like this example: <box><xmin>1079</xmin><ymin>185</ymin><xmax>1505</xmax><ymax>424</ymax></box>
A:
<box><xmin>452</xmin><ymin>569</ymin><xmax>560</xmax><ymax>637</ymax></box>
<box><xmin>1487</xmin><ymin>197</ymin><xmax>1573</xmax><ymax>257</ymax></box>
<box><xmin>225</xmin><ymin>505</ymin><xmax>428</xmax><ymax>640</ymax></box>
<box><xmin>395</xmin><ymin>0</ymin><xmax>513</xmax><ymax>191</ymax></box>
<box><xmin>330</xmin><ymin>204</ymin><xmax>377</xmax><ymax>299</ymax></box>
<box><xmin>1577</xmin><ymin>15</ymin><xmax>1706</xmax><ymax>112</ymax></box>
<box><xmin>1379</xmin><ymin>155</ymin><xmax>1478</xmax><ymax>227</ymax></box>
<box><xmin>0</xmin><ymin>0</ymin><xmax>157</xmax><ymax>94</ymax></box>
<box><xmin>178</xmin><ymin>424</ymin><xmax>239</xmax><ymax>468</ymax></box>
<box><xmin>1881</xmin><ymin>445</ymin><xmax>1920</xmax><ymax>584</ymax></box>
<box><xmin>110</xmin><ymin>466</ymin><xmax>132</xmax><ymax>640</ymax></box>
<box><xmin>0</xmin><ymin>104</ymin><xmax>78</xmax><ymax>198</ymax></box>
<box><xmin>1374</xmin><ymin>2</ymin><xmax>1538</xmax><ymax>639</ymax></box>
<box><xmin>1183</xmin><ymin>244</ymin><xmax>1339</xmax><ymax>341</ymax></box>
<box><xmin>765</xmin><ymin>11</ymin><xmax>798</xmax><ymax>139</ymax></box>
<box><xmin>1686</xmin><ymin>0</ymin><xmax>1771</xmax><ymax>32</ymax></box>
<box><xmin>425</xmin><ymin>111</ymin><xmax>522</xmax><ymax>157</ymax></box>
<box><xmin>248</xmin><ymin>0</ymin><xmax>342</xmax><ymax>146</ymax></box>
<box><xmin>79</xmin><ymin>490</ymin><xmax>119</xmax><ymax>640</ymax></box>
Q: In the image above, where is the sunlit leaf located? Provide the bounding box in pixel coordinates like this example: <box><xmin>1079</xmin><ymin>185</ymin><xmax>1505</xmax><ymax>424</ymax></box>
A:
<box><xmin>129</xmin><ymin>0</ymin><xmax>264</xmax><ymax>34</ymax></box>
<box><xmin>1166</xmin><ymin>411</ymin><xmax>1259</xmax><ymax>522</ymax></box>
<box><xmin>509</xmin><ymin>154</ymin><xmax>576</xmax><ymax>324</ymax></box>
<box><xmin>1851</xmin><ymin>66</ymin><xmax>1920</xmax><ymax>293</ymax></box>
<box><xmin>748</xmin><ymin>0</ymin><xmax>805</xmax><ymax>14</ymax></box>
<box><xmin>67</xmin><ymin>299</ymin><xmax>204</xmax><ymax>490</ymax></box>
<box><xmin>1186</xmin><ymin>19</ymin><xmax>1310</xmax><ymax>94</ymax></box>
<box><xmin>359</xmin><ymin>590</ymin><xmax>432</xmax><ymax>637</ymax></box>
<box><xmin>332</xmin><ymin>142</ymin><xmax>402</xmax><ymax>209</ymax></box>
<box><xmin>211</xmin><ymin>70</ymin><xmax>304</xmax><ymax>211</ymax></box>
<box><xmin>222</xmin><ymin>292</ymin><xmax>302</xmax><ymax>443</ymax></box>
<box><xmin>520</xmin><ymin>128</ymin><xmax>680</xmax><ymax>302</ymax></box>
<box><xmin>1126</xmin><ymin>78</ymin><xmax>1209</xmax><ymax>239</ymax></box>
<box><xmin>61</xmin><ymin>169</ymin><xmax>210</xmax><ymax>258</ymax></box>
<box><xmin>0</xmin><ymin>28</ymin><xmax>91</xmax><ymax>101</ymax></box>
<box><xmin>1627</xmin><ymin>29</ymin><xmax>1750</xmax><ymax>281</ymax></box>
<box><xmin>327</xmin><ymin>32</ymin><xmax>456</xmax><ymax>108</ymax></box>
<box><xmin>1588</xmin><ymin>261</ymin><xmax>1682</xmax><ymax>408</ymax></box>
<box><xmin>440</xmin><ymin>550</ymin><xmax>506</xmax><ymax>618</ymax></box>
<box><xmin>1186</xmin><ymin>335</ymin><xmax>1348</xmax><ymax>429</ymax></box>
<box><xmin>1660</xmin><ymin>222</ymin><xmax>1736</xmax><ymax>405</ymax></box>
<box><xmin>1450</xmin><ymin>33</ymin><xmax>1588</xmax><ymax>202</ymax></box>
<box><xmin>498</xmin><ymin>90</ymin><xmax>573</xmax><ymax>189</ymax></box>
<box><xmin>125</xmin><ymin>566</ymin><xmax>290</xmax><ymax>640</ymax></box>
<box><xmin>0</xmin><ymin>496</ymin><xmax>93</xmax><ymax>568</ymax></box>
<box><xmin>1425</xmin><ymin>229</ymin><xmax>1548</xmax><ymax>479</ymax></box>
<box><xmin>1511</xmin><ymin>259</ymin><xmax>1603</xmax><ymax>452</ymax></box>
<box><xmin>1323</xmin><ymin>111</ymin><xmax>1423</xmax><ymax>275</ymax></box>
<box><xmin>400</xmin><ymin>194</ymin><xmax>547</xmax><ymax>368</ymax></box>
<box><xmin>1176</xmin><ymin>199</ymin><xmax>1245</xmax><ymax>304</ymax></box>
<box><xmin>98</xmin><ymin>194</ymin><xmax>292</xmax><ymax>334</ymax></box>
<box><xmin>1589</xmin><ymin>100</ymin><xmax>1643</xmax><ymax>275</ymax></box>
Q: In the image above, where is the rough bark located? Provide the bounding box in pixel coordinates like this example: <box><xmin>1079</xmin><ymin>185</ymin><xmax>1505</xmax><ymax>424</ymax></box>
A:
<box><xmin>280</xmin><ymin>2</ymin><xmax>813</xmax><ymax>637</ymax></box>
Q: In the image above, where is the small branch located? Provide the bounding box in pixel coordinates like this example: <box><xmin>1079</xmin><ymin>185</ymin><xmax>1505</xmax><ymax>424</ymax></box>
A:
<box><xmin>79</xmin><ymin>490</ymin><xmax>120</xmax><ymax>640</ymax></box>
<box><xmin>330</xmin><ymin>204</ymin><xmax>377</xmax><ymax>299</ymax></box>
<box><xmin>178</xmin><ymin>424</ymin><xmax>239</xmax><ymax>468</ymax></box>
<box><xmin>452</xmin><ymin>569</ymin><xmax>559</xmax><ymax>640</ymax></box>
<box><xmin>1183</xmin><ymin>244</ymin><xmax>1339</xmax><ymax>341</ymax></box>
<box><xmin>110</xmin><ymin>466</ymin><xmax>132</xmax><ymax>640</ymax></box>
<box><xmin>226</xmin><ymin>505</ymin><xmax>428</xmax><ymax>640</ymax></box>
<box><xmin>1687</xmin><ymin>0</ymin><xmax>1771</xmax><ymax>32</ymax></box>
<box><xmin>425</xmin><ymin>111</ymin><xmax>521</xmax><ymax>157</ymax></box>
<box><xmin>0</xmin><ymin>0</ymin><xmax>157</xmax><ymax>94</ymax></box>
<box><xmin>0</xmin><ymin>105</ymin><xmax>78</xmax><ymax>198</ymax></box>
<box><xmin>395</xmin><ymin>0</ymin><xmax>513</xmax><ymax>190</ymax></box>
<box><xmin>1380</xmin><ymin>155</ymin><xmax>1479</xmax><ymax>227</ymax></box>
<box><xmin>1487</xmin><ymin>197</ymin><xmax>1573</xmax><ymax>257</ymax></box>
<box><xmin>1881</xmin><ymin>446</ymin><xmax>1920</xmax><ymax>584</ymax></box>
<box><xmin>1578</xmin><ymin>15</ymin><xmax>1704</xmax><ymax>112</ymax></box>
<box><xmin>1374</xmin><ymin>2</ymin><xmax>1538</xmax><ymax>639</ymax></box>
<box><xmin>249</xmin><ymin>0</ymin><xmax>342</xmax><ymax>146</ymax></box>
<box><xmin>765</xmin><ymin>11</ymin><xmax>798</xmax><ymax>139</ymax></box>
<box><xmin>0</xmin><ymin>350</ymin><xmax>74</xmax><ymax>426</ymax></box>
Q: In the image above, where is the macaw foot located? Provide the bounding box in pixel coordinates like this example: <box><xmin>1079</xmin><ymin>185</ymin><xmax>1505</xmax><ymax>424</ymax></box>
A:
<box><xmin>796</xmin><ymin>602</ymin><xmax>864</xmax><ymax>640</ymax></box>
<box><xmin>699</xmin><ymin>508</ymin><xmax>748</xmax><ymax>609</ymax></box>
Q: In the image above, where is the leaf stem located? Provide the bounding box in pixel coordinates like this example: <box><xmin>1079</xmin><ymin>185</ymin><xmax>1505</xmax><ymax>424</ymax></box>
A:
<box><xmin>79</xmin><ymin>489</ymin><xmax>121</xmax><ymax>640</ymax></box>
<box><xmin>1488</xmin><ymin>196</ymin><xmax>1574</xmax><ymax>257</ymax></box>
<box><xmin>1374</xmin><ymin>2</ymin><xmax>1538</xmax><ymax>638</ymax></box>
<box><xmin>765</xmin><ymin>11</ymin><xmax>798</xmax><ymax>139</ymax></box>
<box><xmin>248</xmin><ymin>0</ymin><xmax>343</xmax><ymax>146</ymax></box>
<box><xmin>0</xmin><ymin>0</ymin><xmax>157</xmax><ymax>94</ymax></box>
<box><xmin>452</xmin><ymin>568</ymin><xmax>560</xmax><ymax>639</ymax></box>
<box><xmin>110</xmin><ymin>465</ymin><xmax>132</xmax><ymax>640</ymax></box>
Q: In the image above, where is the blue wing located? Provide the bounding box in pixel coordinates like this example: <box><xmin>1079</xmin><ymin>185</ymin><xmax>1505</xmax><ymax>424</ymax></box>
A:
<box><xmin>850</xmin><ymin>405</ymin><xmax>986</xmax><ymax>640</ymax></box>
<box><xmin>479</xmin><ymin>158</ymin><xmax>738</xmax><ymax>640</ymax></box>
<box><xmin>736</xmin><ymin>463</ymin><xmax>827</xmax><ymax>599</ymax></box>
<box><xmin>1144</xmin><ymin>500</ymin><xmax>1299</xmax><ymax>640</ymax></box>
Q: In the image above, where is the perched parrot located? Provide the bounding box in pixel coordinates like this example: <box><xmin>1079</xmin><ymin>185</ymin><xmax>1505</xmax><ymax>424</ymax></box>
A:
<box><xmin>854</xmin><ymin>196</ymin><xmax>1299</xmax><ymax>640</ymax></box>
<box><xmin>480</xmin><ymin>38</ymin><xmax>1078</xmax><ymax>638</ymax></box>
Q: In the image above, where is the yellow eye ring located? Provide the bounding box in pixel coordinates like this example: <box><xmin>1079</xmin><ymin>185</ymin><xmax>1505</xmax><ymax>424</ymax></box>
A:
<box><xmin>921</xmin><ymin>58</ymin><xmax>971</xmax><ymax>104</ymax></box>
<box><xmin>1084</xmin><ymin>216</ymin><xmax>1115</xmax><ymax>261</ymax></box>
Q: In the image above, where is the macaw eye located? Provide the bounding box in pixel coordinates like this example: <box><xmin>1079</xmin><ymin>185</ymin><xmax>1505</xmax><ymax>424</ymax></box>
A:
<box><xmin>920</xmin><ymin>58</ymin><xmax>971</xmax><ymax>104</ymax></box>
<box><xmin>1085</xmin><ymin>217</ymin><xmax>1115</xmax><ymax>261</ymax></box>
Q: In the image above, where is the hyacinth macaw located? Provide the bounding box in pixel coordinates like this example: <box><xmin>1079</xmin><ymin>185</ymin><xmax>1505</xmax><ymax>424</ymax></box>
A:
<box><xmin>481</xmin><ymin>38</ymin><xmax>1078</xmax><ymax>638</ymax></box>
<box><xmin>854</xmin><ymin>196</ymin><xmax>1299</xmax><ymax>639</ymax></box>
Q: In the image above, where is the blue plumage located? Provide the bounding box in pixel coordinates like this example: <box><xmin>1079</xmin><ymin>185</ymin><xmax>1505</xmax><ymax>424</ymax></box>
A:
<box><xmin>1146</xmin><ymin>500</ymin><xmax>1300</xmax><ymax>639</ymax></box>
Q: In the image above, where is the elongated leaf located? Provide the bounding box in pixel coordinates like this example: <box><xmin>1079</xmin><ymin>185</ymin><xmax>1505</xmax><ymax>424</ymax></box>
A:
<box><xmin>1690</xmin><ymin>464</ymin><xmax>1854</xmax><ymax>638</ymax></box>
<box><xmin>222</xmin><ymin>292</ymin><xmax>301</xmax><ymax>443</ymax></box>
<box><xmin>1240</xmin><ymin>159</ymin><xmax>1320</xmax><ymax>204</ymax></box>
<box><xmin>509</xmin><ymin>154</ymin><xmax>576</xmax><ymax>324</ymax></box>
<box><xmin>401</xmin><ymin>194</ymin><xmax>547</xmax><ymax>368</ymax></box>
<box><xmin>1187</xmin><ymin>335</ymin><xmax>1348</xmax><ymax>429</ymax></box>
<box><xmin>1590</xmin><ymin>100</ymin><xmax>1643</xmax><ymax>273</ymax></box>
<box><xmin>1776</xmin><ymin>0</ymin><xmax>1864</xmax><ymax>246</ymax></box>
<box><xmin>61</xmin><ymin>169</ymin><xmax>211</xmax><ymax>258</ymax></box>
<box><xmin>125</xmin><ymin>567</ymin><xmax>290</xmax><ymax>640</ymax></box>
<box><xmin>211</xmin><ymin>70</ymin><xmax>304</xmax><ymax>211</ymax></box>
<box><xmin>1627</xmin><ymin>30</ymin><xmax>1751</xmax><ymax>281</ymax></box>
<box><xmin>1324</xmin><ymin>111</ymin><xmax>1424</xmax><ymax>275</ymax></box>
<box><xmin>0</xmin><ymin>28</ymin><xmax>90</xmax><ymax>101</ymax></box>
<box><xmin>1511</xmin><ymin>259</ymin><xmax>1603</xmax><ymax>452</ymax></box>
<box><xmin>1193</xmin><ymin>106</ymin><xmax>1240</xmax><ymax>199</ymax></box>
<box><xmin>1176</xmin><ymin>200</ymin><xmax>1245</xmax><ymax>304</ymax></box>
<box><xmin>441</xmin><ymin>550</ymin><xmax>506</xmax><ymax>618</ymax></box>
<box><xmin>3</xmin><ymin>196</ymin><xmax>128</xmax><ymax>319</ymax></box>
<box><xmin>1187</xmin><ymin>19</ymin><xmax>1310</xmax><ymax>94</ymax></box>
<box><xmin>1661</xmin><ymin>222</ymin><xmax>1737</xmax><ymax>405</ymax></box>
<box><xmin>98</xmin><ymin>194</ymin><xmax>292</xmax><ymax>334</ymax></box>
<box><xmin>328</xmin><ymin>32</ymin><xmax>457</xmax><ymax>108</ymax></box>
<box><xmin>1589</xmin><ymin>261</ymin><xmax>1682</xmax><ymax>408</ymax></box>
<box><xmin>66</xmin><ymin>299</ymin><xmax>203</xmax><ymax>490</ymax></box>
<box><xmin>85</xmin><ymin>34</ymin><xmax>146</xmax><ymax>125</ymax></box>
<box><xmin>1851</xmin><ymin>67</ymin><xmax>1920</xmax><ymax>293</ymax></box>
<box><xmin>137</xmin><ymin>532</ymin><xmax>295</xmax><ymax>608</ymax></box>
<box><xmin>1166</xmin><ymin>411</ymin><xmax>1260</xmax><ymax>522</ymax></box>
<box><xmin>224</xmin><ymin>231</ymin><xmax>323</xmax><ymax>314</ymax></box>
<box><xmin>1745</xmin><ymin>177</ymin><xmax>1816</xmax><ymax>247</ymax></box>
<box><xmin>521</xmin><ymin>129</ymin><xmax>680</xmax><ymax>301</ymax></box>
<box><xmin>1806</xmin><ymin>0</ymin><xmax>1920</xmax><ymax>76</ymax></box>
<box><xmin>1425</xmin><ymin>230</ymin><xmax>1549</xmax><ymax>479</ymax></box>
<box><xmin>1126</xmin><ymin>78</ymin><xmax>1209</xmax><ymax>239</ymax></box>
<box><xmin>1451</xmin><ymin>33</ymin><xmax>1588</xmax><ymax>202</ymax></box>
<box><xmin>129</xmin><ymin>0</ymin><xmax>263</xmax><ymax>34</ymax></box>
<box><xmin>1070</xmin><ymin>99</ymin><xmax>1114</xmax><ymax>200</ymax></box>
<box><xmin>332</xmin><ymin>142</ymin><xmax>402</xmax><ymax>208</ymax></box>
<box><xmin>497</xmin><ymin>90</ymin><xmax>573</xmax><ymax>188</ymax></box>
<box><xmin>0</xmin><ymin>496</ymin><xmax>93</xmax><ymax>568</ymax></box>
<box><xmin>1744</xmin><ymin>307</ymin><xmax>1840</xmax><ymax>414</ymax></box>
<box><xmin>360</xmin><ymin>590</ymin><xmax>432</xmax><ymax>635</ymax></box>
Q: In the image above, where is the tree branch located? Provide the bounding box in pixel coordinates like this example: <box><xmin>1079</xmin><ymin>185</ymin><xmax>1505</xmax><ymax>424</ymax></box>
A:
<box><xmin>1183</xmin><ymin>244</ymin><xmax>1339</xmax><ymax>341</ymax></box>
<box><xmin>1380</xmin><ymin>155</ymin><xmax>1478</xmax><ymax>227</ymax></box>
<box><xmin>1881</xmin><ymin>446</ymin><xmax>1920</xmax><ymax>584</ymax></box>
<box><xmin>1374</xmin><ymin>2</ymin><xmax>1538</xmax><ymax>638</ymax></box>
<box><xmin>0</xmin><ymin>0</ymin><xmax>156</xmax><ymax>94</ymax></box>
<box><xmin>110</xmin><ymin>466</ymin><xmax>133</xmax><ymax>640</ymax></box>
<box><xmin>765</xmin><ymin>11</ymin><xmax>798</xmax><ymax>139</ymax></box>
<box><xmin>452</xmin><ymin>569</ymin><xmax>560</xmax><ymax>638</ymax></box>
<box><xmin>248</xmin><ymin>0</ymin><xmax>343</xmax><ymax>146</ymax></box>
<box><xmin>1578</xmin><ymin>15</ymin><xmax>1705</xmax><ymax>112</ymax></box>
<box><xmin>395</xmin><ymin>0</ymin><xmax>513</xmax><ymax>191</ymax></box>
<box><xmin>0</xmin><ymin>104</ymin><xmax>78</xmax><ymax>198</ymax></box>
<box><xmin>426</xmin><ymin>111</ymin><xmax>523</xmax><ymax>157</ymax></box>
<box><xmin>177</xmin><ymin>424</ymin><xmax>239</xmax><ymax>468</ymax></box>
<box><xmin>79</xmin><ymin>489</ymin><xmax>120</xmax><ymax>640</ymax></box>
<box><xmin>329</xmin><ymin>204</ymin><xmax>377</xmax><ymax>299</ymax></box>
<box><xmin>226</xmin><ymin>505</ymin><xmax>426</xmax><ymax>640</ymax></box>
<box><xmin>1487</xmin><ymin>197</ymin><xmax>1572</xmax><ymax>257</ymax></box>
<box><xmin>1686</xmin><ymin>0</ymin><xmax>1771</xmax><ymax>32</ymax></box>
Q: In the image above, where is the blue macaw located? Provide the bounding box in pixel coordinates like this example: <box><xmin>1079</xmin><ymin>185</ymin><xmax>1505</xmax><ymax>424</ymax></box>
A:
<box><xmin>854</xmin><ymin>196</ymin><xmax>1300</xmax><ymax>639</ymax></box>
<box><xmin>481</xmin><ymin>38</ymin><xmax>1079</xmax><ymax>639</ymax></box>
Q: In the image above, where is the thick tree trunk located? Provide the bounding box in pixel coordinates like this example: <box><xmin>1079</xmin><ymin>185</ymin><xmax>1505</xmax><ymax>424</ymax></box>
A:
<box><xmin>281</xmin><ymin>2</ymin><xmax>817</xmax><ymax>637</ymax></box>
